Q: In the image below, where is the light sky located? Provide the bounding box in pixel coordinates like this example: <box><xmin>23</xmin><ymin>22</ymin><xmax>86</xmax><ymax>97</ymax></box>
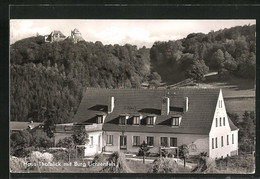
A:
<box><xmin>10</xmin><ymin>19</ymin><xmax>255</xmax><ymax>48</ymax></box>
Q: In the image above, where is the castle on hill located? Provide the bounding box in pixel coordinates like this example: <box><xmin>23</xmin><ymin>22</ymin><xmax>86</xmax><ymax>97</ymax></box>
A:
<box><xmin>44</xmin><ymin>28</ymin><xmax>85</xmax><ymax>43</ymax></box>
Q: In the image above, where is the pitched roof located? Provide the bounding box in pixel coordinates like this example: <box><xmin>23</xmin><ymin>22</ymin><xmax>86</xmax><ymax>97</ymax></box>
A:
<box><xmin>74</xmin><ymin>88</ymin><xmax>222</xmax><ymax>135</ymax></box>
<box><xmin>228</xmin><ymin>117</ymin><xmax>239</xmax><ymax>131</ymax></box>
<box><xmin>10</xmin><ymin>121</ymin><xmax>43</xmax><ymax>131</ymax></box>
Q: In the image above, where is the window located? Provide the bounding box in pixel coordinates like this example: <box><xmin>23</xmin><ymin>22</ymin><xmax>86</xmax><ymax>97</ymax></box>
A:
<box><xmin>107</xmin><ymin>135</ymin><xmax>113</xmax><ymax>145</ymax></box>
<box><xmin>212</xmin><ymin>138</ymin><xmax>214</xmax><ymax>149</ymax></box>
<box><xmin>97</xmin><ymin>115</ymin><xmax>103</xmax><ymax>124</ymax></box>
<box><xmin>120</xmin><ymin>136</ymin><xmax>127</xmax><ymax>149</ymax></box>
<box><xmin>223</xmin><ymin>117</ymin><xmax>225</xmax><ymax>126</ymax></box>
<box><xmin>172</xmin><ymin>117</ymin><xmax>179</xmax><ymax>126</ymax></box>
<box><xmin>215</xmin><ymin>137</ymin><xmax>218</xmax><ymax>148</ymax></box>
<box><xmin>133</xmin><ymin>116</ymin><xmax>140</xmax><ymax>125</ymax></box>
<box><xmin>147</xmin><ymin>116</ymin><xmax>154</xmax><ymax>125</ymax></box>
<box><xmin>220</xmin><ymin>117</ymin><xmax>222</xmax><ymax>126</ymax></box>
<box><xmin>170</xmin><ymin>137</ymin><xmax>177</xmax><ymax>147</ymax></box>
<box><xmin>227</xmin><ymin>135</ymin><xmax>229</xmax><ymax>145</ymax></box>
<box><xmin>161</xmin><ymin>137</ymin><xmax>168</xmax><ymax>147</ymax></box>
<box><xmin>119</xmin><ymin>116</ymin><xmax>126</xmax><ymax>125</ymax></box>
<box><xmin>98</xmin><ymin>135</ymin><xmax>101</xmax><ymax>147</ymax></box>
<box><xmin>133</xmin><ymin>136</ymin><xmax>140</xmax><ymax>146</ymax></box>
<box><xmin>232</xmin><ymin>134</ymin><xmax>234</xmax><ymax>144</ymax></box>
<box><xmin>216</xmin><ymin>118</ymin><xmax>218</xmax><ymax>127</ymax></box>
<box><xmin>147</xmin><ymin>136</ymin><xmax>154</xmax><ymax>146</ymax></box>
<box><xmin>219</xmin><ymin>100</ymin><xmax>222</xmax><ymax>108</ymax></box>
<box><xmin>221</xmin><ymin>136</ymin><xmax>223</xmax><ymax>147</ymax></box>
<box><xmin>90</xmin><ymin>136</ymin><xmax>93</xmax><ymax>147</ymax></box>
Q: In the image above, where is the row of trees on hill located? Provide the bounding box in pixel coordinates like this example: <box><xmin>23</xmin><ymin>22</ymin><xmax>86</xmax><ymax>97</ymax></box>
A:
<box><xmin>150</xmin><ymin>25</ymin><xmax>256</xmax><ymax>83</ymax></box>
<box><xmin>10</xmin><ymin>38</ymin><xmax>152</xmax><ymax>123</ymax></box>
<box><xmin>10</xmin><ymin>24</ymin><xmax>255</xmax><ymax>123</ymax></box>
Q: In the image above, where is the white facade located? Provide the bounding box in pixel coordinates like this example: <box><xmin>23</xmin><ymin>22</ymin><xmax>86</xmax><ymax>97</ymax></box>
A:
<box><xmin>84</xmin><ymin>131</ymin><xmax>103</xmax><ymax>156</ymax></box>
<box><xmin>209</xmin><ymin>90</ymin><xmax>239</xmax><ymax>158</ymax></box>
<box><xmin>75</xmin><ymin>89</ymin><xmax>239</xmax><ymax>158</ymax></box>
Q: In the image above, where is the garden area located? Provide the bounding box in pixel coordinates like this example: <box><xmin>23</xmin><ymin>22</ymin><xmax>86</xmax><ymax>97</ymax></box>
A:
<box><xmin>10</xmin><ymin>149</ymin><xmax>255</xmax><ymax>174</ymax></box>
<box><xmin>10</xmin><ymin>107</ymin><xmax>255</xmax><ymax>174</ymax></box>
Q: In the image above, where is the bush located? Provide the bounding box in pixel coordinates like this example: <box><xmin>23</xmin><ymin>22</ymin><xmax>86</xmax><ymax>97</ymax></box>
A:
<box><xmin>26</xmin><ymin>151</ymin><xmax>54</xmax><ymax>171</ymax></box>
<box><xmin>31</xmin><ymin>130</ymin><xmax>53</xmax><ymax>148</ymax></box>
<box><xmin>10</xmin><ymin>156</ymin><xmax>28</xmax><ymax>172</ymax></box>
<box><xmin>56</xmin><ymin>137</ymin><xmax>74</xmax><ymax>148</ymax></box>
<box><xmin>101</xmin><ymin>152</ymin><xmax>133</xmax><ymax>173</ymax></box>
<box><xmin>29</xmin><ymin>151</ymin><xmax>53</xmax><ymax>163</ymax></box>
<box><xmin>92</xmin><ymin>153</ymin><xmax>107</xmax><ymax>164</ymax></box>
<box><xmin>49</xmin><ymin>148</ymin><xmax>76</xmax><ymax>163</ymax></box>
<box><xmin>10</xmin><ymin>130</ymin><xmax>33</xmax><ymax>157</ymax></box>
<box><xmin>149</xmin><ymin>157</ymin><xmax>178</xmax><ymax>173</ymax></box>
<box><xmin>192</xmin><ymin>155</ymin><xmax>218</xmax><ymax>173</ymax></box>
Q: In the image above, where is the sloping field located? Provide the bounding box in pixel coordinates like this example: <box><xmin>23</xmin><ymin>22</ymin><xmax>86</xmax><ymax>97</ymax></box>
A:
<box><xmin>185</xmin><ymin>76</ymin><xmax>256</xmax><ymax>117</ymax></box>
<box><xmin>224</xmin><ymin>97</ymin><xmax>255</xmax><ymax>117</ymax></box>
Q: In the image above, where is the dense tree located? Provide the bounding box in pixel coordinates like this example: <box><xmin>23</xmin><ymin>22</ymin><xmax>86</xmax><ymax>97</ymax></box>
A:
<box><xmin>211</xmin><ymin>49</ymin><xmax>225</xmax><ymax>69</ymax></box>
<box><xmin>10</xmin><ymin>39</ymin><xmax>150</xmax><ymax>123</ymax></box>
<box><xmin>179</xmin><ymin>144</ymin><xmax>189</xmax><ymax>168</ymax></box>
<box><xmin>10</xmin><ymin>130</ymin><xmax>32</xmax><ymax>156</ymax></box>
<box><xmin>10</xmin><ymin>128</ymin><xmax>53</xmax><ymax>157</ymax></box>
<box><xmin>72</xmin><ymin>126</ymin><xmax>89</xmax><ymax>146</ymax></box>
<box><xmin>31</xmin><ymin>129</ymin><xmax>53</xmax><ymax>148</ymax></box>
<box><xmin>56</xmin><ymin>136</ymin><xmax>76</xmax><ymax>162</ymax></box>
<box><xmin>229</xmin><ymin>111</ymin><xmax>255</xmax><ymax>153</ymax></box>
<box><xmin>138</xmin><ymin>141</ymin><xmax>150</xmax><ymax>164</ymax></box>
<box><xmin>56</xmin><ymin>137</ymin><xmax>74</xmax><ymax>148</ymax></box>
<box><xmin>150</xmin><ymin>24</ymin><xmax>255</xmax><ymax>83</ymax></box>
<box><xmin>44</xmin><ymin>117</ymin><xmax>56</xmax><ymax>138</ymax></box>
<box><xmin>184</xmin><ymin>60</ymin><xmax>209</xmax><ymax>81</ymax></box>
<box><xmin>148</xmin><ymin>72</ymin><xmax>162</xmax><ymax>88</ymax></box>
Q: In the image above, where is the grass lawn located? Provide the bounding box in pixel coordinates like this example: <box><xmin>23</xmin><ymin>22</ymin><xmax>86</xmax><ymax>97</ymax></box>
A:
<box><xmin>126</xmin><ymin>160</ymin><xmax>152</xmax><ymax>173</ymax></box>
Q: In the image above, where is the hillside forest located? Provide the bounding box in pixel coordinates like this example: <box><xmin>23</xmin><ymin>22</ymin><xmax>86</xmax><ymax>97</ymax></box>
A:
<box><xmin>10</xmin><ymin>24</ymin><xmax>255</xmax><ymax>124</ymax></box>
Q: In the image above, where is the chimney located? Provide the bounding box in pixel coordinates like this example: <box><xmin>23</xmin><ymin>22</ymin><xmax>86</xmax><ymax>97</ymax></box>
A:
<box><xmin>184</xmin><ymin>97</ymin><xmax>189</xmax><ymax>112</ymax></box>
<box><xmin>108</xmin><ymin>96</ymin><xmax>115</xmax><ymax>113</ymax></box>
<box><xmin>161</xmin><ymin>97</ymin><xmax>170</xmax><ymax>115</ymax></box>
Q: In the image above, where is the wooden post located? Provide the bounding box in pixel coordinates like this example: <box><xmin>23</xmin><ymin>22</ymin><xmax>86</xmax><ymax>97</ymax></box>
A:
<box><xmin>76</xmin><ymin>146</ymin><xmax>78</xmax><ymax>160</ymax></box>
<box><xmin>226</xmin><ymin>156</ymin><xmax>229</xmax><ymax>167</ymax></box>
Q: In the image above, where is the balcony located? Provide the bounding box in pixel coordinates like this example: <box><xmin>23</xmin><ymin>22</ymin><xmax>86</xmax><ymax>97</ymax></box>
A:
<box><xmin>84</xmin><ymin>123</ymin><xmax>103</xmax><ymax>132</ymax></box>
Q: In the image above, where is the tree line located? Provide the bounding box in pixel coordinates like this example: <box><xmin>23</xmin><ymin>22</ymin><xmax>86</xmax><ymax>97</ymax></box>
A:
<box><xmin>150</xmin><ymin>24</ymin><xmax>255</xmax><ymax>83</ymax></box>
<box><xmin>10</xmin><ymin>37</ymin><xmax>151</xmax><ymax>123</ymax></box>
<box><xmin>10</xmin><ymin>24</ymin><xmax>255</xmax><ymax>123</ymax></box>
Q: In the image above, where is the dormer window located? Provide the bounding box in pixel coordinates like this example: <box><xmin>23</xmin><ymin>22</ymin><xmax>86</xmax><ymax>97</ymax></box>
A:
<box><xmin>119</xmin><ymin>115</ymin><xmax>128</xmax><ymax>125</ymax></box>
<box><xmin>171</xmin><ymin>117</ymin><xmax>180</xmax><ymax>126</ymax></box>
<box><xmin>147</xmin><ymin>116</ymin><xmax>155</xmax><ymax>125</ymax></box>
<box><xmin>133</xmin><ymin>116</ymin><xmax>140</xmax><ymax>125</ymax></box>
<box><xmin>96</xmin><ymin>115</ymin><xmax>104</xmax><ymax>124</ymax></box>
